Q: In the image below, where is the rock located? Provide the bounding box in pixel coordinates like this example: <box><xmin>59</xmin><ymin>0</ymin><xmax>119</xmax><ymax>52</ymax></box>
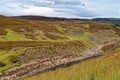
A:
<box><xmin>0</xmin><ymin>73</ymin><xmax>2</xmax><ymax>77</ymax></box>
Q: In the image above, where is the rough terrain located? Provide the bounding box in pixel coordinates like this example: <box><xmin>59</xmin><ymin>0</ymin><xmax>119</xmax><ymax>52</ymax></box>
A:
<box><xmin>0</xmin><ymin>15</ymin><xmax>120</xmax><ymax>80</ymax></box>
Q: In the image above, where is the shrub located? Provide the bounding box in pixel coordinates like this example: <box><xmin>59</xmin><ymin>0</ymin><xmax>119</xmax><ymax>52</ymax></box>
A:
<box><xmin>9</xmin><ymin>55</ymin><xmax>18</xmax><ymax>63</ymax></box>
<box><xmin>0</xmin><ymin>61</ymin><xmax>6</xmax><ymax>67</ymax></box>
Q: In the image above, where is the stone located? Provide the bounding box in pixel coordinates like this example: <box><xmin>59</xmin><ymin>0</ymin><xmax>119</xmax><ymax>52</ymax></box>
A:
<box><xmin>0</xmin><ymin>73</ymin><xmax>2</xmax><ymax>77</ymax></box>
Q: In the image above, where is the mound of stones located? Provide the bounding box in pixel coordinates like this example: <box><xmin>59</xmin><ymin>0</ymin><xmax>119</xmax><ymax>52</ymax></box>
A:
<box><xmin>0</xmin><ymin>54</ymin><xmax>76</xmax><ymax>80</ymax></box>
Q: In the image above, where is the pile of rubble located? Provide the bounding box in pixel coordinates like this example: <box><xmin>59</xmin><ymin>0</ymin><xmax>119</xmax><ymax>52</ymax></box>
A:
<box><xmin>0</xmin><ymin>55</ymin><xmax>75</xmax><ymax>80</ymax></box>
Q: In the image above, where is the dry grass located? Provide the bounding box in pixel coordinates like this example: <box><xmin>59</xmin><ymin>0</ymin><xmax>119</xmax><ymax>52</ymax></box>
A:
<box><xmin>102</xmin><ymin>43</ymin><xmax>115</xmax><ymax>52</ymax></box>
<box><xmin>0</xmin><ymin>15</ymin><xmax>120</xmax><ymax>79</ymax></box>
<box><xmin>24</xmin><ymin>48</ymin><xmax>120</xmax><ymax>80</ymax></box>
<box><xmin>0</xmin><ymin>16</ymin><xmax>119</xmax><ymax>41</ymax></box>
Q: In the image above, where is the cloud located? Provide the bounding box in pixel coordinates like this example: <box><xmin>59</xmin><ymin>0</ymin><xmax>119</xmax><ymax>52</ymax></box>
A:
<box><xmin>23</xmin><ymin>6</ymin><xmax>54</xmax><ymax>15</ymax></box>
<box><xmin>0</xmin><ymin>0</ymin><xmax>119</xmax><ymax>18</ymax></box>
<box><xmin>82</xmin><ymin>0</ymin><xmax>120</xmax><ymax>18</ymax></box>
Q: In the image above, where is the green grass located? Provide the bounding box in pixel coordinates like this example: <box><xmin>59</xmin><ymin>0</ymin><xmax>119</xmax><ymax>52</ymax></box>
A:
<box><xmin>24</xmin><ymin>49</ymin><xmax>120</xmax><ymax>80</ymax></box>
<box><xmin>116</xmin><ymin>47</ymin><xmax>120</xmax><ymax>50</ymax></box>
<box><xmin>57</xmin><ymin>26</ymin><xmax>89</xmax><ymax>40</ymax></box>
<box><xmin>0</xmin><ymin>49</ymin><xmax>25</xmax><ymax>72</ymax></box>
<box><xmin>0</xmin><ymin>29</ymin><xmax>31</xmax><ymax>41</ymax></box>
<box><xmin>0</xmin><ymin>15</ymin><xmax>120</xmax><ymax>79</ymax></box>
<box><xmin>66</xmin><ymin>32</ymin><xmax>89</xmax><ymax>40</ymax></box>
<box><xmin>57</xmin><ymin>26</ymin><xmax>93</xmax><ymax>48</ymax></box>
<box><xmin>116</xmin><ymin>26</ymin><xmax>120</xmax><ymax>29</ymax></box>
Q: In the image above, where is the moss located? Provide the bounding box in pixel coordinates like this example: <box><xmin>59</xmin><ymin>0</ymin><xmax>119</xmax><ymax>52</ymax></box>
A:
<box><xmin>0</xmin><ymin>29</ymin><xmax>31</xmax><ymax>41</ymax></box>
<box><xmin>57</xmin><ymin>26</ymin><xmax>90</xmax><ymax>40</ymax></box>
<box><xmin>56</xmin><ymin>26</ymin><xmax>93</xmax><ymax>47</ymax></box>
<box><xmin>0</xmin><ymin>49</ymin><xmax>25</xmax><ymax>72</ymax></box>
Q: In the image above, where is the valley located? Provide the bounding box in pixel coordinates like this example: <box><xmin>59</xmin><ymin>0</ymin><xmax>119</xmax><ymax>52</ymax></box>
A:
<box><xmin>0</xmin><ymin>15</ymin><xmax>120</xmax><ymax>80</ymax></box>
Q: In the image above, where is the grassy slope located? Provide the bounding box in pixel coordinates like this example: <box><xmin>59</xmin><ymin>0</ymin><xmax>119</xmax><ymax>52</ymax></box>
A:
<box><xmin>0</xmin><ymin>16</ymin><xmax>33</xmax><ymax>72</ymax></box>
<box><xmin>0</xmin><ymin>15</ymin><xmax>32</xmax><ymax>41</ymax></box>
<box><xmin>0</xmin><ymin>15</ymin><xmax>120</xmax><ymax>75</ymax></box>
<box><xmin>24</xmin><ymin>47</ymin><xmax>120</xmax><ymax>80</ymax></box>
<box><xmin>0</xmin><ymin>16</ymin><xmax>92</xmax><ymax>72</ymax></box>
<box><xmin>0</xmin><ymin>49</ymin><xmax>25</xmax><ymax>72</ymax></box>
<box><xmin>0</xmin><ymin>29</ymin><xmax>30</xmax><ymax>41</ymax></box>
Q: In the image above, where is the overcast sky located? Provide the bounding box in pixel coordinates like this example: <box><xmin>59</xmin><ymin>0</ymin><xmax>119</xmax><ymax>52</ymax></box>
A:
<box><xmin>0</xmin><ymin>0</ymin><xmax>120</xmax><ymax>18</ymax></box>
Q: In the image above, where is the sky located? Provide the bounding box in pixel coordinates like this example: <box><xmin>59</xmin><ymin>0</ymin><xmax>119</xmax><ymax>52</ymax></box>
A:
<box><xmin>0</xmin><ymin>0</ymin><xmax>120</xmax><ymax>18</ymax></box>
